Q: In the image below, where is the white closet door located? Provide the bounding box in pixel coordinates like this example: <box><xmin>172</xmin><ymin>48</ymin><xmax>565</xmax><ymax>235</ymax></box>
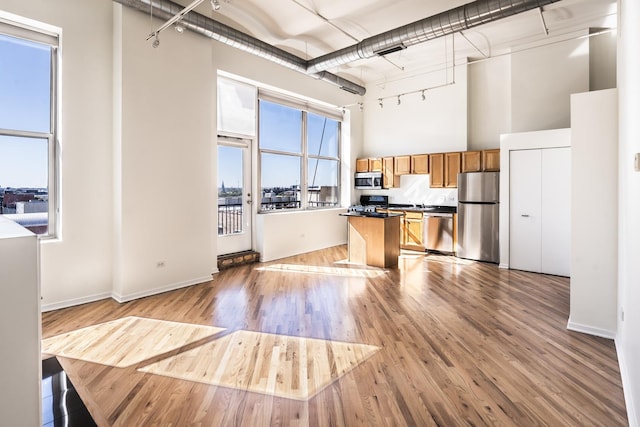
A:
<box><xmin>510</xmin><ymin>149</ymin><xmax>542</xmax><ymax>273</ymax></box>
<box><xmin>541</xmin><ymin>147</ymin><xmax>571</xmax><ymax>276</ymax></box>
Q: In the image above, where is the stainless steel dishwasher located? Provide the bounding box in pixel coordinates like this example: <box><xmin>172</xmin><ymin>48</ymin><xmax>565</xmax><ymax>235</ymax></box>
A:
<box><xmin>424</xmin><ymin>212</ymin><xmax>454</xmax><ymax>253</ymax></box>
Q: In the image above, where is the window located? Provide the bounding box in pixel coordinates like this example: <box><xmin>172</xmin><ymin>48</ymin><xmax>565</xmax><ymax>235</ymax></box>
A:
<box><xmin>0</xmin><ymin>20</ymin><xmax>59</xmax><ymax>237</ymax></box>
<box><xmin>258</xmin><ymin>95</ymin><xmax>341</xmax><ymax>211</ymax></box>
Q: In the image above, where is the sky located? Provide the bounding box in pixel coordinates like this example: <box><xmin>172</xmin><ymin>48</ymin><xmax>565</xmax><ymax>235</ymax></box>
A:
<box><xmin>0</xmin><ymin>34</ymin><xmax>51</xmax><ymax>189</ymax></box>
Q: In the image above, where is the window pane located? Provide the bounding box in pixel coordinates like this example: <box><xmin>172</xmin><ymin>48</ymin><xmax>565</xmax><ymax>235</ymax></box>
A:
<box><xmin>0</xmin><ymin>135</ymin><xmax>49</xmax><ymax>234</ymax></box>
<box><xmin>259</xmin><ymin>100</ymin><xmax>302</xmax><ymax>153</ymax></box>
<box><xmin>0</xmin><ymin>34</ymin><xmax>51</xmax><ymax>133</ymax></box>
<box><xmin>260</xmin><ymin>153</ymin><xmax>301</xmax><ymax>210</ymax></box>
<box><xmin>307</xmin><ymin>113</ymin><xmax>339</xmax><ymax>158</ymax></box>
<box><xmin>217</xmin><ymin>78</ymin><xmax>256</xmax><ymax>136</ymax></box>
<box><xmin>308</xmin><ymin>158</ymin><xmax>338</xmax><ymax>207</ymax></box>
<box><xmin>217</xmin><ymin>145</ymin><xmax>244</xmax><ymax>235</ymax></box>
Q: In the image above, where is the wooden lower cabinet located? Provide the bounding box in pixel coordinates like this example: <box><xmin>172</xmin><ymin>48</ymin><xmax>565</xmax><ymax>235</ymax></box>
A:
<box><xmin>347</xmin><ymin>215</ymin><xmax>400</xmax><ymax>268</ymax></box>
<box><xmin>389</xmin><ymin>210</ymin><xmax>424</xmax><ymax>251</ymax></box>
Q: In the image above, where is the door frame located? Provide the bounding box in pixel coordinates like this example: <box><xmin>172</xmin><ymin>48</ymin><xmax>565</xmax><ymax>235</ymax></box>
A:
<box><xmin>217</xmin><ymin>136</ymin><xmax>255</xmax><ymax>255</ymax></box>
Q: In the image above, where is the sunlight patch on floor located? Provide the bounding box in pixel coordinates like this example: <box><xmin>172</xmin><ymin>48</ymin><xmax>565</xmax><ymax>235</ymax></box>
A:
<box><xmin>138</xmin><ymin>330</ymin><xmax>380</xmax><ymax>401</ymax></box>
<box><xmin>256</xmin><ymin>263</ymin><xmax>386</xmax><ymax>278</ymax></box>
<box><xmin>42</xmin><ymin>317</ymin><xmax>225</xmax><ymax>368</ymax></box>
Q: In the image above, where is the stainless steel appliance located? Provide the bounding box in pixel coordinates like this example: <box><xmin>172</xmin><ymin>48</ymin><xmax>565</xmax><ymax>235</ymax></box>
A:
<box><xmin>457</xmin><ymin>172</ymin><xmax>499</xmax><ymax>263</ymax></box>
<box><xmin>354</xmin><ymin>172</ymin><xmax>383</xmax><ymax>190</ymax></box>
<box><xmin>424</xmin><ymin>212</ymin><xmax>454</xmax><ymax>253</ymax></box>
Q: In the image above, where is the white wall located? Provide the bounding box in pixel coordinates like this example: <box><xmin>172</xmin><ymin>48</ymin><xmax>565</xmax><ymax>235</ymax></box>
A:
<box><xmin>468</xmin><ymin>55</ymin><xmax>512</xmax><ymax>150</ymax></box>
<box><xmin>511</xmin><ymin>38</ymin><xmax>589</xmax><ymax>132</ymax></box>
<box><xmin>257</xmin><ymin>209</ymin><xmax>348</xmax><ymax>262</ymax></box>
<box><xmin>362</xmin><ymin>65</ymin><xmax>468</xmax><ymax>156</ymax></box>
<box><xmin>617</xmin><ymin>0</ymin><xmax>640</xmax><ymax>425</ymax></box>
<box><xmin>1</xmin><ymin>0</ymin><xmax>115</xmax><ymax>310</ymax></box>
<box><xmin>569</xmin><ymin>89</ymin><xmax>618</xmax><ymax>338</ymax></box>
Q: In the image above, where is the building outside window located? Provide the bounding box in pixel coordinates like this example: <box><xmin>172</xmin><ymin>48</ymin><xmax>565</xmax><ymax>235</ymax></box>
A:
<box><xmin>258</xmin><ymin>92</ymin><xmax>341</xmax><ymax>211</ymax></box>
<box><xmin>0</xmin><ymin>18</ymin><xmax>59</xmax><ymax>237</ymax></box>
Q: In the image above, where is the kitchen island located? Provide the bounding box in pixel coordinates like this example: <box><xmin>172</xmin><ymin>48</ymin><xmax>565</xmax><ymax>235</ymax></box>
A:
<box><xmin>340</xmin><ymin>212</ymin><xmax>402</xmax><ymax>268</ymax></box>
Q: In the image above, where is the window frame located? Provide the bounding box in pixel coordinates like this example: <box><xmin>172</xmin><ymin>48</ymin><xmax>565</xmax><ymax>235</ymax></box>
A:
<box><xmin>257</xmin><ymin>94</ymin><xmax>342</xmax><ymax>212</ymax></box>
<box><xmin>0</xmin><ymin>16</ymin><xmax>60</xmax><ymax>238</ymax></box>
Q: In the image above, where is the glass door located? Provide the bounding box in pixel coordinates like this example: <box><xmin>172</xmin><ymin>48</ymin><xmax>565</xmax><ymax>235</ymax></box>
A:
<box><xmin>217</xmin><ymin>137</ymin><xmax>252</xmax><ymax>254</ymax></box>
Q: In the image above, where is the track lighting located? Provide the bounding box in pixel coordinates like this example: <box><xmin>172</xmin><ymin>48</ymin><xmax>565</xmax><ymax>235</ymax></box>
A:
<box><xmin>378</xmin><ymin>99</ymin><xmax>383</xmax><ymax>109</ymax></box>
<box><xmin>174</xmin><ymin>20</ymin><xmax>185</xmax><ymax>33</ymax></box>
<box><xmin>421</xmin><ymin>90</ymin><xmax>426</xmax><ymax>101</ymax></box>
<box><xmin>358</xmin><ymin>102</ymin><xmax>363</xmax><ymax>112</ymax></box>
<box><xmin>152</xmin><ymin>33</ymin><xmax>160</xmax><ymax>48</ymax></box>
<box><xmin>211</xmin><ymin>0</ymin><xmax>221</xmax><ymax>10</ymax></box>
<box><xmin>397</xmin><ymin>95</ymin><xmax>401</xmax><ymax>106</ymax></box>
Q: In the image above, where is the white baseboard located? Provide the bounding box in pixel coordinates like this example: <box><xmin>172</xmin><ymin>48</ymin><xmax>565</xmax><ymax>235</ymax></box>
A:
<box><xmin>499</xmin><ymin>263</ymin><xmax>509</xmax><ymax>269</ymax></box>
<box><xmin>566</xmin><ymin>318</ymin><xmax>616</xmax><ymax>339</ymax></box>
<box><xmin>111</xmin><ymin>276</ymin><xmax>212</xmax><ymax>303</ymax></box>
<box><xmin>616</xmin><ymin>338</ymin><xmax>638</xmax><ymax>427</ymax></box>
<box><xmin>41</xmin><ymin>292</ymin><xmax>112</xmax><ymax>312</ymax></box>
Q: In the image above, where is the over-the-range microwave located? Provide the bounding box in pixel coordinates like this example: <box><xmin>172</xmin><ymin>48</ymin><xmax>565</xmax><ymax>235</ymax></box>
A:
<box><xmin>354</xmin><ymin>172</ymin><xmax>383</xmax><ymax>190</ymax></box>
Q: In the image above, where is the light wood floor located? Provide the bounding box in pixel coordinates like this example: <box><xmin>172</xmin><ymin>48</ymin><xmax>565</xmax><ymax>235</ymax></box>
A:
<box><xmin>42</xmin><ymin>246</ymin><xmax>628</xmax><ymax>426</ymax></box>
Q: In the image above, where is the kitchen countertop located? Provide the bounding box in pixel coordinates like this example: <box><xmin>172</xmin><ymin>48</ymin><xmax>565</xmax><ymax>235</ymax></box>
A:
<box><xmin>387</xmin><ymin>204</ymin><xmax>457</xmax><ymax>214</ymax></box>
<box><xmin>340</xmin><ymin>212</ymin><xmax>404</xmax><ymax>218</ymax></box>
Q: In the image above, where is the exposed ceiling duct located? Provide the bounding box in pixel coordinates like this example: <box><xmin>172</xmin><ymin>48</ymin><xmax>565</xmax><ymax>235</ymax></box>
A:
<box><xmin>113</xmin><ymin>0</ymin><xmax>563</xmax><ymax>96</ymax></box>
<box><xmin>112</xmin><ymin>0</ymin><xmax>368</xmax><ymax>95</ymax></box>
<box><xmin>306</xmin><ymin>0</ymin><xmax>562</xmax><ymax>74</ymax></box>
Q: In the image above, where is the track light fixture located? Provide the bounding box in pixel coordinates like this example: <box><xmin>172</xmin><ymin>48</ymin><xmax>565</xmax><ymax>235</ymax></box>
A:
<box><xmin>152</xmin><ymin>33</ymin><xmax>160</xmax><ymax>48</ymax></box>
<box><xmin>378</xmin><ymin>99</ymin><xmax>383</xmax><ymax>109</ymax></box>
<box><xmin>421</xmin><ymin>90</ymin><xmax>426</xmax><ymax>101</ymax></box>
<box><xmin>358</xmin><ymin>102</ymin><xmax>364</xmax><ymax>112</ymax></box>
<box><xmin>174</xmin><ymin>20</ymin><xmax>185</xmax><ymax>33</ymax></box>
<box><xmin>211</xmin><ymin>0</ymin><xmax>221</xmax><ymax>10</ymax></box>
<box><xmin>397</xmin><ymin>95</ymin><xmax>401</xmax><ymax>106</ymax></box>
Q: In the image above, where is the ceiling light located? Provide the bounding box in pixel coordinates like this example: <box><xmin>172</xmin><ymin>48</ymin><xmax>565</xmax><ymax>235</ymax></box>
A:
<box><xmin>358</xmin><ymin>102</ymin><xmax>363</xmax><ymax>112</ymax></box>
<box><xmin>378</xmin><ymin>99</ymin><xmax>383</xmax><ymax>109</ymax></box>
<box><xmin>421</xmin><ymin>90</ymin><xmax>426</xmax><ymax>101</ymax></box>
<box><xmin>152</xmin><ymin>33</ymin><xmax>160</xmax><ymax>48</ymax></box>
<box><xmin>397</xmin><ymin>95</ymin><xmax>401</xmax><ymax>106</ymax></box>
<box><xmin>174</xmin><ymin>21</ymin><xmax>185</xmax><ymax>33</ymax></box>
<box><xmin>211</xmin><ymin>0</ymin><xmax>221</xmax><ymax>10</ymax></box>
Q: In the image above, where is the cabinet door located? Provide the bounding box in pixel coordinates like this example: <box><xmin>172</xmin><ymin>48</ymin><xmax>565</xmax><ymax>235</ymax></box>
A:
<box><xmin>510</xmin><ymin>149</ymin><xmax>542</xmax><ymax>273</ymax></box>
<box><xmin>429</xmin><ymin>153</ymin><xmax>444</xmax><ymax>188</ymax></box>
<box><xmin>411</xmin><ymin>154</ymin><xmax>429</xmax><ymax>174</ymax></box>
<box><xmin>369</xmin><ymin>158</ymin><xmax>382</xmax><ymax>172</ymax></box>
<box><xmin>483</xmin><ymin>149</ymin><xmax>500</xmax><ymax>171</ymax></box>
<box><xmin>382</xmin><ymin>157</ymin><xmax>397</xmax><ymax>188</ymax></box>
<box><xmin>444</xmin><ymin>152</ymin><xmax>461</xmax><ymax>188</ymax></box>
<box><xmin>405</xmin><ymin>218</ymin><xmax>424</xmax><ymax>249</ymax></box>
<box><xmin>394</xmin><ymin>156</ymin><xmax>411</xmax><ymax>175</ymax></box>
<box><xmin>541</xmin><ymin>147</ymin><xmax>571</xmax><ymax>276</ymax></box>
<box><xmin>461</xmin><ymin>151</ymin><xmax>482</xmax><ymax>172</ymax></box>
<box><xmin>355</xmin><ymin>158</ymin><xmax>369</xmax><ymax>172</ymax></box>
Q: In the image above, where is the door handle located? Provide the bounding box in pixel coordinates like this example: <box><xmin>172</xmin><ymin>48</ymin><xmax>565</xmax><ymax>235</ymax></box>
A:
<box><xmin>521</xmin><ymin>214</ymin><xmax>530</xmax><ymax>217</ymax></box>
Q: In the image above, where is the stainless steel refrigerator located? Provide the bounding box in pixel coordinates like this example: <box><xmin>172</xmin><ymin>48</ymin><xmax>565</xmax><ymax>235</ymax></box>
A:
<box><xmin>457</xmin><ymin>172</ymin><xmax>499</xmax><ymax>263</ymax></box>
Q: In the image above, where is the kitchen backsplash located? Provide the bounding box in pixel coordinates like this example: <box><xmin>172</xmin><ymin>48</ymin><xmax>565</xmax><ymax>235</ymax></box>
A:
<box><xmin>361</xmin><ymin>174</ymin><xmax>458</xmax><ymax>206</ymax></box>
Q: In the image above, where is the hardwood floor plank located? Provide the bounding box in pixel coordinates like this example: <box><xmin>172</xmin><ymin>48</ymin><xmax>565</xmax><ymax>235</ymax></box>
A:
<box><xmin>42</xmin><ymin>246</ymin><xmax>628</xmax><ymax>426</ymax></box>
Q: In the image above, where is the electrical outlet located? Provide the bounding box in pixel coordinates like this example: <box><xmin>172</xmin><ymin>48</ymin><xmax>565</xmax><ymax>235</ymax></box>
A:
<box><xmin>635</xmin><ymin>153</ymin><xmax>640</xmax><ymax>172</ymax></box>
<box><xmin>156</xmin><ymin>261</ymin><xmax>165</xmax><ymax>268</ymax></box>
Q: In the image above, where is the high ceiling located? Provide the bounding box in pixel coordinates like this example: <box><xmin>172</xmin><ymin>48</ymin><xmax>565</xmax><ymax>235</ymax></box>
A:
<box><xmin>180</xmin><ymin>0</ymin><xmax>617</xmax><ymax>85</ymax></box>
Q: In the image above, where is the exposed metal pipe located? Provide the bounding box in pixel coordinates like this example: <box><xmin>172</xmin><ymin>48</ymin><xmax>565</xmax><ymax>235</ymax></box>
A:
<box><xmin>306</xmin><ymin>0</ymin><xmax>561</xmax><ymax>74</ymax></box>
<box><xmin>114</xmin><ymin>0</ymin><xmax>563</xmax><ymax>96</ymax></box>
<box><xmin>113</xmin><ymin>0</ymin><xmax>367</xmax><ymax>95</ymax></box>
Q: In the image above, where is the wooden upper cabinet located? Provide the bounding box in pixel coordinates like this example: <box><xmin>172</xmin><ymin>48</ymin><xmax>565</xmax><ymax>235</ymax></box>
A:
<box><xmin>382</xmin><ymin>157</ymin><xmax>397</xmax><ymax>188</ymax></box>
<box><xmin>394</xmin><ymin>155</ymin><xmax>411</xmax><ymax>175</ymax></box>
<box><xmin>429</xmin><ymin>153</ymin><xmax>444</xmax><ymax>188</ymax></box>
<box><xmin>483</xmin><ymin>149</ymin><xmax>500</xmax><ymax>171</ymax></box>
<box><xmin>369</xmin><ymin>158</ymin><xmax>382</xmax><ymax>172</ymax></box>
<box><xmin>461</xmin><ymin>151</ymin><xmax>482</xmax><ymax>173</ymax></box>
<box><xmin>355</xmin><ymin>158</ymin><xmax>369</xmax><ymax>172</ymax></box>
<box><xmin>411</xmin><ymin>154</ymin><xmax>429</xmax><ymax>174</ymax></box>
<box><xmin>444</xmin><ymin>152</ymin><xmax>461</xmax><ymax>188</ymax></box>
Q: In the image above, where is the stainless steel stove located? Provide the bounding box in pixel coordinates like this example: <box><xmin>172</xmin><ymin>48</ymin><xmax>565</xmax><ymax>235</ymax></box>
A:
<box><xmin>348</xmin><ymin>195</ymin><xmax>389</xmax><ymax>213</ymax></box>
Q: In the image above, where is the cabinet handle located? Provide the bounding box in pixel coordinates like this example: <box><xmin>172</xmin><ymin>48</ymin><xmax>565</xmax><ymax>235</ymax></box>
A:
<box><xmin>521</xmin><ymin>214</ymin><xmax>530</xmax><ymax>217</ymax></box>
